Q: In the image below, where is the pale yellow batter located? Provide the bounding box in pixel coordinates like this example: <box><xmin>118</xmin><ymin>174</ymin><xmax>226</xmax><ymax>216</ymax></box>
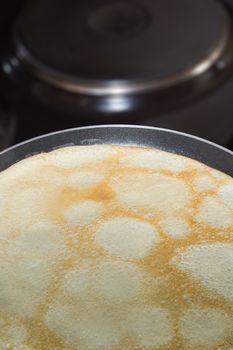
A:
<box><xmin>0</xmin><ymin>145</ymin><xmax>233</xmax><ymax>349</ymax></box>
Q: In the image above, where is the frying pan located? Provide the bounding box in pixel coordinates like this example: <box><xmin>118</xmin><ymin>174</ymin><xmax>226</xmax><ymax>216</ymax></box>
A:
<box><xmin>0</xmin><ymin>125</ymin><xmax>233</xmax><ymax>176</ymax></box>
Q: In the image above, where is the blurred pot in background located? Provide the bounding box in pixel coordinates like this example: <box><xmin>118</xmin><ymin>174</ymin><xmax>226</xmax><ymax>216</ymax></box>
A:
<box><xmin>1</xmin><ymin>0</ymin><xmax>233</xmax><ymax>146</ymax></box>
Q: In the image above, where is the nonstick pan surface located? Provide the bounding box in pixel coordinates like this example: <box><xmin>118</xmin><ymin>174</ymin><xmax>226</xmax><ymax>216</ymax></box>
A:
<box><xmin>0</xmin><ymin>125</ymin><xmax>233</xmax><ymax>176</ymax></box>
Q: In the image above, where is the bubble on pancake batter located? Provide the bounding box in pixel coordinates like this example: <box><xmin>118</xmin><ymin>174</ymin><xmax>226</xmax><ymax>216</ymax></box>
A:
<box><xmin>63</xmin><ymin>260</ymin><xmax>144</xmax><ymax>302</ymax></box>
<box><xmin>219</xmin><ymin>184</ymin><xmax>233</xmax><ymax>209</ymax></box>
<box><xmin>64</xmin><ymin>201</ymin><xmax>103</xmax><ymax>226</ymax></box>
<box><xmin>49</xmin><ymin>145</ymin><xmax>116</xmax><ymax>169</ymax></box>
<box><xmin>180</xmin><ymin>308</ymin><xmax>231</xmax><ymax>347</ymax></box>
<box><xmin>0</xmin><ymin>341</ymin><xmax>31</xmax><ymax>350</ymax></box>
<box><xmin>127</xmin><ymin>305</ymin><xmax>174</xmax><ymax>348</ymax></box>
<box><xmin>193</xmin><ymin>175</ymin><xmax>216</xmax><ymax>192</ymax></box>
<box><xmin>211</xmin><ymin>169</ymin><xmax>230</xmax><ymax>181</ymax></box>
<box><xmin>95</xmin><ymin>261</ymin><xmax>142</xmax><ymax>302</ymax></box>
<box><xmin>160</xmin><ymin>217</ymin><xmax>190</xmax><ymax>239</ymax></box>
<box><xmin>0</xmin><ymin>340</ymin><xmax>9</xmax><ymax>350</ymax></box>
<box><xmin>0</xmin><ymin>224</ymin><xmax>11</xmax><ymax>241</ymax></box>
<box><xmin>111</xmin><ymin>173</ymin><xmax>191</xmax><ymax>214</ymax></box>
<box><xmin>8</xmin><ymin>188</ymin><xmax>47</xmax><ymax>228</ymax></box>
<box><xmin>68</xmin><ymin>171</ymin><xmax>105</xmax><ymax>189</ymax></box>
<box><xmin>0</xmin><ymin>195</ymin><xmax>4</xmax><ymax>213</ymax></box>
<box><xmin>62</xmin><ymin>266</ymin><xmax>91</xmax><ymax>295</ymax></box>
<box><xmin>173</xmin><ymin>243</ymin><xmax>233</xmax><ymax>302</ymax></box>
<box><xmin>45</xmin><ymin>302</ymin><xmax>123</xmax><ymax>350</ymax></box>
<box><xmin>121</xmin><ymin>148</ymin><xmax>187</xmax><ymax>172</ymax></box>
<box><xmin>95</xmin><ymin>217</ymin><xmax>159</xmax><ymax>259</ymax></box>
<box><xmin>196</xmin><ymin>196</ymin><xmax>233</xmax><ymax>229</ymax></box>
<box><xmin>5</xmin><ymin>325</ymin><xmax>27</xmax><ymax>343</ymax></box>
<box><xmin>0</xmin><ymin>256</ymin><xmax>53</xmax><ymax>317</ymax></box>
<box><xmin>16</xmin><ymin>222</ymin><xmax>66</xmax><ymax>258</ymax></box>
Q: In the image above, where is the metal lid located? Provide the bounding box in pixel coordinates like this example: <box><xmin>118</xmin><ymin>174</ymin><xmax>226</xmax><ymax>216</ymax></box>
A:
<box><xmin>13</xmin><ymin>0</ymin><xmax>231</xmax><ymax>95</ymax></box>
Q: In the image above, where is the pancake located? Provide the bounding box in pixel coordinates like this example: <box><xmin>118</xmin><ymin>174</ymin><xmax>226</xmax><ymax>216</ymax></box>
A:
<box><xmin>0</xmin><ymin>144</ymin><xmax>233</xmax><ymax>349</ymax></box>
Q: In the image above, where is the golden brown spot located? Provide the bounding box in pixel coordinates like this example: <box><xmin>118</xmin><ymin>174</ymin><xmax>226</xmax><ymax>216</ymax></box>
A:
<box><xmin>89</xmin><ymin>184</ymin><xmax>115</xmax><ymax>202</ymax></box>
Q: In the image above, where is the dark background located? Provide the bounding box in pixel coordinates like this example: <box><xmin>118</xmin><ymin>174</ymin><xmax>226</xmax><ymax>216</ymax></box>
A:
<box><xmin>1</xmin><ymin>0</ymin><xmax>233</xmax><ymax>150</ymax></box>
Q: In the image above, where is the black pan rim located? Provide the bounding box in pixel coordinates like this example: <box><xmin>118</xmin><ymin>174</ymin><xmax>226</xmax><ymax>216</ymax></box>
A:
<box><xmin>1</xmin><ymin>124</ymin><xmax>233</xmax><ymax>157</ymax></box>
